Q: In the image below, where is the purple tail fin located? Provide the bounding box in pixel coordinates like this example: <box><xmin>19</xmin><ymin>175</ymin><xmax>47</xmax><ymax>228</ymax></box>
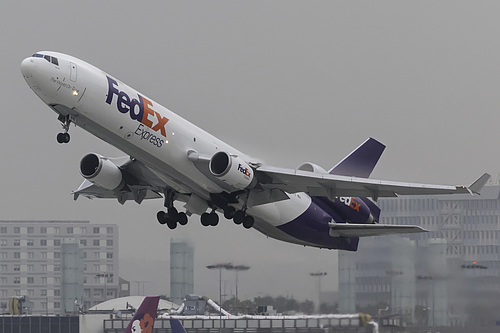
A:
<box><xmin>124</xmin><ymin>296</ymin><xmax>160</xmax><ymax>333</ymax></box>
<box><xmin>170</xmin><ymin>319</ymin><xmax>187</xmax><ymax>333</ymax></box>
<box><xmin>328</xmin><ymin>138</ymin><xmax>385</xmax><ymax>178</ymax></box>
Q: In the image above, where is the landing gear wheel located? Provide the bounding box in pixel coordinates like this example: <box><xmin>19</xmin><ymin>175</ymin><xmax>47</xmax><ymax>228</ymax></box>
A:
<box><xmin>157</xmin><ymin>211</ymin><xmax>167</xmax><ymax>225</ymax></box>
<box><xmin>57</xmin><ymin>132</ymin><xmax>70</xmax><ymax>144</ymax></box>
<box><xmin>209</xmin><ymin>212</ymin><xmax>219</xmax><ymax>226</ymax></box>
<box><xmin>178</xmin><ymin>212</ymin><xmax>188</xmax><ymax>225</ymax></box>
<box><xmin>224</xmin><ymin>206</ymin><xmax>236</xmax><ymax>219</ymax></box>
<box><xmin>243</xmin><ymin>215</ymin><xmax>254</xmax><ymax>229</ymax></box>
<box><xmin>201</xmin><ymin>213</ymin><xmax>211</xmax><ymax>226</ymax></box>
<box><xmin>233</xmin><ymin>210</ymin><xmax>246</xmax><ymax>225</ymax></box>
<box><xmin>166</xmin><ymin>219</ymin><xmax>177</xmax><ymax>230</ymax></box>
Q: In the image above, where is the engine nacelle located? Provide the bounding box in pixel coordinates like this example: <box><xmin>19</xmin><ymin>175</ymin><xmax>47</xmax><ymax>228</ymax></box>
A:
<box><xmin>80</xmin><ymin>153</ymin><xmax>124</xmax><ymax>190</ymax></box>
<box><xmin>296</xmin><ymin>162</ymin><xmax>327</xmax><ymax>174</ymax></box>
<box><xmin>209</xmin><ymin>151</ymin><xmax>255</xmax><ymax>190</ymax></box>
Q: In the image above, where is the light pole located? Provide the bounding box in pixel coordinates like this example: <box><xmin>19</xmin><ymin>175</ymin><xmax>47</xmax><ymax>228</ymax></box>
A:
<box><xmin>310</xmin><ymin>271</ymin><xmax>327</xmax><ymax>312</ymax></box>
<box><xmin>207</xmin><ymin>263</ymin><xmax>233</xmax><ymax>333</ymax></box>
<box><xmin>228</xmin><ymin>265</ymin><xmax>250</xmax><ymax>313</ymax></box>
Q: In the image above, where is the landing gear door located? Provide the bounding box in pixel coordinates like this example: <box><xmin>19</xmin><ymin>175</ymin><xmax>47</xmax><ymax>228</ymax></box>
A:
<box><xmin>70</xmin><ymin>62</ymin><xmax>77</xmax><ymax>82</ymax></box>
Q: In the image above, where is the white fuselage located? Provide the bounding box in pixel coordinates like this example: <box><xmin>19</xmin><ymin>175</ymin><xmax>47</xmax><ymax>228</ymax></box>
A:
<box><xmin>21</xmin><ymin>51</ymin><xmax>320</xmax><ymax>247</ymax></box>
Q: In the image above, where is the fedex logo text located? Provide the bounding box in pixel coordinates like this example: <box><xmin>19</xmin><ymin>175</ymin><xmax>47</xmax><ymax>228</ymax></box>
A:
<box><xmin>339</xmin><ymin>197</ymin><xmax>361</xmax><ymax>212</ymax></box>
<box><xmin>105</xmin><ymin>76</ymin><xmax>169</xmax><ymax>144</ymax></box>
<box><xmin>238</xmin><ymin>164</ymin><xmax>252</xmax><ymax>178</ymax></box>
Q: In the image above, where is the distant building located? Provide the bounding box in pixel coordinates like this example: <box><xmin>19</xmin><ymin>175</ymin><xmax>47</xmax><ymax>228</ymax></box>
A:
<box><xmin>170</xmin><ymin>239</ymin><xmax>194</xmax><ymax>305</ymax></box>
<box><xmin>338</xmin><ymin>186</ymin><xmax>500</xmax><ymax>327</ymax></box>
<box><xmin>0</xmin><ymin>220</ymin><xmax>128</xmax><ymax>314</ymax></box>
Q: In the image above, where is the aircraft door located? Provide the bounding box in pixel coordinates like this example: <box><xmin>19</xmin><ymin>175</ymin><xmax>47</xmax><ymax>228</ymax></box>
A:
<box><xmin>70</xmin><ymin>62</ymin><xmax>77</xmax><ymax>82</ymax></box>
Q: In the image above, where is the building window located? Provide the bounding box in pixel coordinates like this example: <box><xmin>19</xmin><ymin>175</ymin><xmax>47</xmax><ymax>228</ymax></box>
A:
<box><xmin>106</xmin><ymin>239</ymin><xmax>113</xmax><ymax>246</ymax></box>
<box><xmin>80</xmin><ymin>227</ymin><xmax>87</xmax><ymax>234</ymax></box>
<box><xmin>67</xmin><ymin>227</ymin><xmax>73</xmax><ymax>234</ymax></box>
<box><xmin>0</xmin><ymin>252</ymin><xmax>7</xmax><ymax>259</ymax></box>
<box><xmin>54</xmin><ymin>252</ymin><xmax>60</xmax><ymax>259</ymax></box>
<box><xmin>40</xmin><ymin>227</ymin><xmax>47</xmax><ymax>234</ymax></box>
<box><xmin>41</xmin><ymin>277</ymin><xmax>47</xmax><ymax>284</ymax></box>
<box><xmin>41</xmin><ymin>289</ymin><xmax>47</xmax><ymax>296</ymax></box>
<box><xmin>27</xmin><ymin>277</ymin><xmax>34</xmax><ymax>284</ymax></box>
<box><xmin>106</xmin><ymin>252</ymin><xmax>113</xmax><ymax>259</ymax></box>
<box><xmin>41</xmin><ymin>265</ymin><xmax>47</xmax><ymax>271</ymax></box>
<box><xmin>93</xmin><ymin>239</ymin><xmax>100</xmax><ymax>246</ymax></box>
<box><xmin>0</xmin><ymin>277</ymin><xmax>6</xmax><ymax>284</ymax></box>
<box><xmin>0</xmin><ymin>239</ymin><xmax>6</xmax><ymax>246</ymax></box>
<box><xmin>93</xmin><ymin>227</ymin><xmax>100</xmax><ymax>234</ymax></box>
<box><xmin>106</xmin><ymin>227</ymin><xmax>113</xmax><ymax>234</ymax></box>
<box><xmin>14</xmin><ymin>227</ymin><xmax>20</xmax><ymax>233</ymax></box>
<box><xmin>0</xmin><ymin>227</ymin><xmax>6</xmax><ymax>233</ymax></box>
<box><xmin>54</xmin><ymin>290</ymin><xmax>60</xmax><ymax>296</ymax></box>
<box><xmin>14</xmin><ymin>264</ymin><xmax>20</xmax><ymax>271</ymax></box>
<box><xmin>80</xmin><ymin>240</ymin><xmax>87</xmax><ymax>246</ymax></box>
<box><xmin>14</xmin><ymin>240</ymin><xmax>20</xmax><ymax>246</ymax></box>
<box><xmin>27</xmin><ymin>240</ymin><xmax>34</xmax><ymax>246</ymax></box>
<box><xmin>28</xmin><ymin>289</ymin><xmax>34</xmax><ymax>297</ymax></box>
<box><xmin>40</xmin><ymin>240</ymin><xmax>47</xmax><ymax>246</ymax></box>
<box><xmin>14</xmin><ymin>277</ymin><xmax>20</xmax><ymax>284</ymax></box>
<box><xmin>28</xmin><ymin>265</ymin><xmax>34</xmax><ymax>271</ymax></box>
<box><xmin>14</xmin><ymin>252</ymin><xmax>20</xmax><ymax>259</ymax></box>
<box><xmin>0</xmin><ymin>265</ymin><xmax>6</xmax><ymax>272</ymax></box>
<box><xmin>54</xmin><ymin>227</ymin><xmax>60</xmax><ymax>234</ymax></box>
<box><xmin>27</xmin><ymin>227</ymin><xmax>34</xmax><ymax>234</ymax></box>
<box><xmin>41</xmin><ymin>252</ymin><xmax>47</xmax><ymax>259</ymax></box>
<box><xmin>54</xmin><ymin>265</ymin><xmax>60</xmax><ymax>271</ymax></box>
<box><xmin>54</xmin><ymin>239</ymin><xmax>61</xmax><ymax>246</ymax></box>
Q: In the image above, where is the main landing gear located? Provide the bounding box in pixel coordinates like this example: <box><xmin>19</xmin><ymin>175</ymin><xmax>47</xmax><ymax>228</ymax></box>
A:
<box><xmin>157</xmin><ymin>207</ymin><xmax>188</xmax><ymax>230</ymax></box>
<box><xmin>56</xmin><ymin>114</ymin><xmax>71</xmax><ymax>144</ymax></box>
<box><xmin>156</xmin><ymin>190</ymin><xmax>255</xmax><ymax>230</ymax></box>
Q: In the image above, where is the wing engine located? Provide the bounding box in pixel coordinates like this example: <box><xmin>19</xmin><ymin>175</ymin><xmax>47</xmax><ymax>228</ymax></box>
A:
<box><xmin>79</xmin><ymin>153</ymin><xmax>124</xmax><ymax>190</ymax></box>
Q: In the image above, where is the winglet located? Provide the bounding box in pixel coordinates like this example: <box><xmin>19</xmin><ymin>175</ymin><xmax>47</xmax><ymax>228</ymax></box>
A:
<box><xmin>124</xmin><ymin>296</ymin><xmax>160</xmax><ymax>333</ymax></box>
<box><xmin>468</xmin><ymin>173</ymin><xmax>491</xmax><ymax>195</ymax></box>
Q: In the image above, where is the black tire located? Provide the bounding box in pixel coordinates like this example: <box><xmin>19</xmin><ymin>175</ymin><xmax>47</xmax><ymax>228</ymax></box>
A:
<box><xmin>57</xmin><ymin>133</ymin><xmax>65</xmax><ymax>144</ymax></box>
<box><xmin>157</xmin><ymin>211</ymin><xmax>167</xmax><ymax>224</ymax></box>
<box><xmin>233</xmin><ymin>210</ymin><xmax>245</xmax><ymax>225</ymax></box>
<box><xmin>209</xmin><ymin>212</ymin><xmax>219</xmax><ymax>226</ymax></box>
<box><xmin>243</xmin><ymin>215</ymin><xmax>254</xmax><ymax>229</ymax></box>
<box><xmin>201</xmin><ymin>213</ymin><xmax>211</xmax><ymax>226</ymax></box>
<box><xmin>178</xmin><ymin>212</ymin><xmax>188</xmax><ymax>225</ymax></box>
<box><xmin>63</xmin><ymin>133</ymin><xmax>70</xmax><ymax>143</ymax></box>
<box><xmin>166</xmin><ymin>219</ymin><xmax>177</xmax><ymax>230</ymax></box>
<box><xmin>224</xmin><ymin>206</ymin><xmax>236</xmax><ymax>219</ymax></box>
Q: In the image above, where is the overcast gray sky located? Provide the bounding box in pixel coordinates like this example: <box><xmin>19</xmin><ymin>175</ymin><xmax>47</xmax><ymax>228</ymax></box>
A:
<box><xmin>2</xmin><ymin>1</ymin><xmax>500</xmax><ymax>302</ymax></box>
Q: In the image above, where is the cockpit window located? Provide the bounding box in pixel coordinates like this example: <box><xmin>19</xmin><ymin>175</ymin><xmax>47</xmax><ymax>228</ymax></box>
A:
<box><xmin>32</xmin><ymin>53</ymin><xmax>59</xmax><ymax>66</ymax></box>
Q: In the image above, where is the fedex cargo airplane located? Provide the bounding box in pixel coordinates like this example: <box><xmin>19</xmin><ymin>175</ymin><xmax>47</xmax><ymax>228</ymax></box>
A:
<box><xmin>20</xmin><ymin>52</ymin><xmax>489</xmax><ymax>251</ymax></box>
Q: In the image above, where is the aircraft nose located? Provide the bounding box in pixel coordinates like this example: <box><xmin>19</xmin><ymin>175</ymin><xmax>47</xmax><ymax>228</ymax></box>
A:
<box><xmin>20</xmin><ymin>57</ymin><xmax>35</xmax><ymax>78</ymax></box>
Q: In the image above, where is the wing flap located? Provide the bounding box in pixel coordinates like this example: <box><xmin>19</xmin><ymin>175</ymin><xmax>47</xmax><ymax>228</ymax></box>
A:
<box><xmin>328</xmin><ymin>222</ymin><xmax>428</xmax><ymax>238</ymax></box>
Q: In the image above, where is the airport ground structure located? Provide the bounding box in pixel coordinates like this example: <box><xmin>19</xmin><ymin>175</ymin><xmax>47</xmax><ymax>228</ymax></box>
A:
<box><xmin>339</xmin><ymin>185</ymin><xmax>500</xmax><ymax>329</ymax></box>
<box><xmin>0</xmin><ymin>220</ymin><xmax>129</xmax><ymax>314</ymax></box>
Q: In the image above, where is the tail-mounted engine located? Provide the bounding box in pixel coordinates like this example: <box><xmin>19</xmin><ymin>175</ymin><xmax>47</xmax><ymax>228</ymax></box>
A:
<box><xmin>209</xmin><ymin>151</ymin><xmax>255</xmax><ymax>190</ymax></box>
<box><xmin>80</xmin><ymin>153</ymin><xmax>124</xmax><ymax>190</ymax></box>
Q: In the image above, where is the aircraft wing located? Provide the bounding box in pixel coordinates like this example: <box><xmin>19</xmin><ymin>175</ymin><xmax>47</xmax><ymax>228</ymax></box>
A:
<box><xmin>254</xmin><ymin>165</ymin><xmax>489</xmax><ymax>200</ymax></box>
<box><xmin>328</xmin><ymin>222</ymin><xmax>428</xmax><ymax>237</ymax></box>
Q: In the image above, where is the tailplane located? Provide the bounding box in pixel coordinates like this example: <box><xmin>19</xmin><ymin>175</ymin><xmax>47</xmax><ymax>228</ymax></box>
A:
<box><xmin>329</xmin><ymin>138</ymin><xmax>385</xmax><ymax>178</ymax></box>
<box><xmin>124</xmin><ymin>296</ymin><xmax>160</xmax><ymax>333</ymax></box>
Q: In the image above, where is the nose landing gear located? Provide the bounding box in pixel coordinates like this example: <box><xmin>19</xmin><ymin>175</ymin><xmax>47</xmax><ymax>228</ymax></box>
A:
<box><xmin>56</xmin><ymin>114</ymin><xmax>71</xmax><ymax>144</ymax></box>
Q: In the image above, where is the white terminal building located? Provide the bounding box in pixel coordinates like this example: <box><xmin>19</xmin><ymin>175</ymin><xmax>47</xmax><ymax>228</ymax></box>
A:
<box><xmin>0</xmin><ymin>220</ymin><xmax>129</xmax><ymax>314</ymax></box>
